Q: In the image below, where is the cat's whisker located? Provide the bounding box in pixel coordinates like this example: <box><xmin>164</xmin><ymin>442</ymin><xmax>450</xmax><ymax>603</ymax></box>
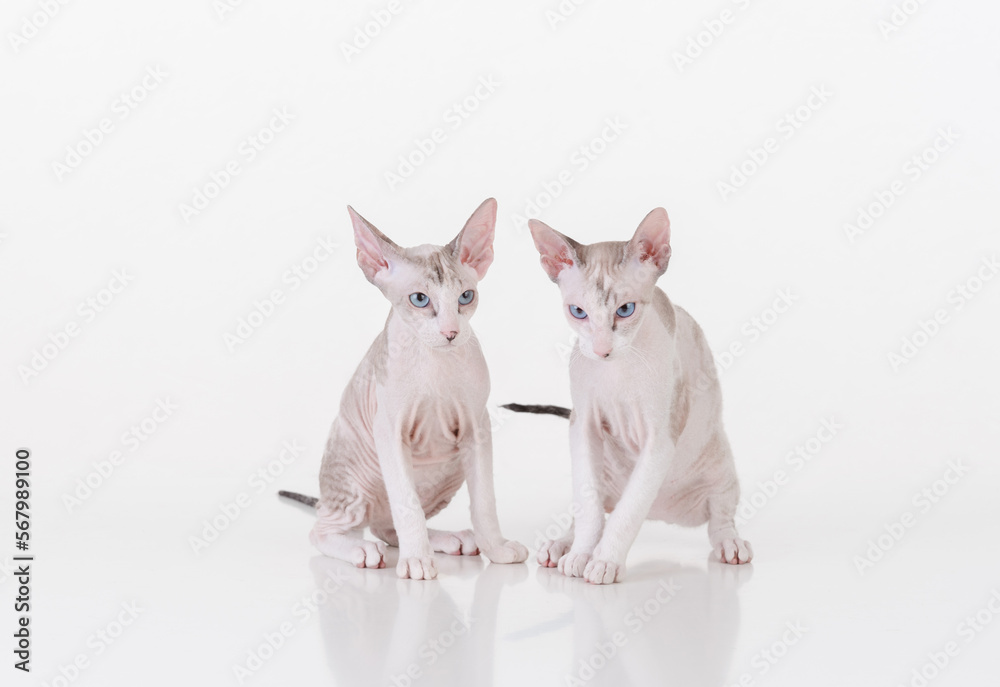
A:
<box><xmin>624</xmin><ymin>343</ymin><xmax>654</xmax><ymax>375</ymax></box>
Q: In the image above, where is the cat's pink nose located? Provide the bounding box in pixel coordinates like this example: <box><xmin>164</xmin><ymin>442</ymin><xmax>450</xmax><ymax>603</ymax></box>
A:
<box><xmin>594</xmin><ymin>346</ymin><xmax>612</xmax><ymax>358</ymax></box>
<box><xmin>443</xmin><ymin>331</ymin><xmax>458</xmax><ymax>342</ymax></box>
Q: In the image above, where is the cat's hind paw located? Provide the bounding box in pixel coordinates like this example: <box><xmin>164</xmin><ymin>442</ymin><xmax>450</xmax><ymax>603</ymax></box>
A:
<box><xmin>716</xmin><ymin>537</ymin><xmax>753</xmax><ymax>565</ymax></box>
<box><xmin>310</xmin><ymin>531</ymin><xmax>386</xmax><ymax>569</ymax></box>
<box><xmin>351</xmin><ymin>540</ymin><xmax>387</xmax><ymax>569</ymax></box>
<box><xmin>557</xmin><ymin>551</ymin><xmax>591</xmax><ymax>578</ymax></box>
<box><xmin>483</xmin><ymin>540</ymin><xmax>528</xmax><ymax>564</ymax></box>
<box><xmin>429</xmin><ymin>529</ymin><xmax>480</xmax><ymax>556</ymax></box>
<box><xmin>583</xmin><ymin>559</ymin><xmax>624</xmax><ymax>585</ymax></box>
<box><xmin>537</xmin><ymin>539</ymin><xmax>572</xmax><ymax>568</ymax></box>
<box><xmin>396</xmin><ymin>556</ymin><xmax>438</xmax><ymax>580</ymax></box>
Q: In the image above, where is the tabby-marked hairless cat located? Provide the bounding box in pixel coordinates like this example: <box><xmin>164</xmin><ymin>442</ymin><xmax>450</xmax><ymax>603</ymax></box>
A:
<box><xmin>505</xmin><ymin>207</ymin><xmax>752</xmax><ymax>584</ymax></box>
<box><xmin>281</xmin><ymin>198</ymin><xmax>527</xmax><ymax>580</ymax></box>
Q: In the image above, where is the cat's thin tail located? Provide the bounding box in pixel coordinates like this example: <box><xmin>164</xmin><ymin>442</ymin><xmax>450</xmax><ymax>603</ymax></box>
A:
<box><xmin>501</xmin><ymin>403</ymin><xmax>571</xmax><ymax>419</ymax></box>
<box><xmin>278</xmin><ymin>490</ymin><xmax>319</xmax><ymax>508</ymax></box>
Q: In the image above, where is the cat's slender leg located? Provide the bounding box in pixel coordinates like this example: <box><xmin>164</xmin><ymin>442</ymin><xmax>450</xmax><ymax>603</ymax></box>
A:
<box><xmin>374</xmin><ymin>524</ymin><xmax>480</xmax><ymax>556</ymax></box>
<box><xmin>463</xmin><ymin>413</ymin><xmax>528</xmax><ymax>564</ymax></box>
<box><xmin>310</xmin><ymin>504</ymin><xmax>387</xmax><ymax>569</ymax></box>
<box><xmin>708</xmin><ymin>492</ymin><xmax>753</xmax><ymax>565</ymax></box>
<box><xmin>558</xmin><ymin>414</ymin><xmax>605</xmax><ymax>578</ymax></box>
<box><xmin>373</xmin><ymin>410</ymin><xmax>437</xmax><ymax>580</ymax></box>
<box><xmin>702</xmin><ymin>435</ymin><xmax>753</xmax><ymax>565</ymax></box>
<box><xmin>585</xmin><ymin>437</ymin><xmax>676</xmax><ymax>584</ymax></box>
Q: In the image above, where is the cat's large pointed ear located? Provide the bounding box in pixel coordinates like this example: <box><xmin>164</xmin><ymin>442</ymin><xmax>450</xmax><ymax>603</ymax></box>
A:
<box><xmin>348</xmin><ymin>205</ymin><xmax>400</xmax><ymax>283</ymax></box>
<box><xmin>528</xmin><ymin>219</ymin><xmax>580</xmax><ymax>282</ymax></box>
<box><xmin>627</xmin><ymin>207</ymin><xmax>671</xmax><ymax>276</ymax></box>
<box><xmin>448</xmin><ymin>197</ymin><xmax>496</xmax><ymax>279</ymax></box>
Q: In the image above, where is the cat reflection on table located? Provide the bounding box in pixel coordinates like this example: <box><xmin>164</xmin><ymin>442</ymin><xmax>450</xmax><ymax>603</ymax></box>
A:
<box><xmin>309</xmin><ymin>553</ymin><xmax>523</xmax><ymax>687</ymax></box>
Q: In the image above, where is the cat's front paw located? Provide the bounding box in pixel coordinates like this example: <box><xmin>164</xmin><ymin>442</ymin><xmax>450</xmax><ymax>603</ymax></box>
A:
<box><xmin>583</xmin><ymin>559</ymin><xmax>624</xmax><ymax>585</ymax></box>
<box><xmin>482</xmin><ymin>540</ymin><xmax>528</xmax><ymax>564</ymax></box>
<box><xmin>716</xmin><ymin>537</ymin><xmax>753</xmax><ymax>565</ymax></box>
<box><xmin>557</xmin><ymin>551</ymin><xmax>591</xmax><ymax>578</ymax></box>
<box><xmin>537</xmin><ymin>539</ymin><xmax>572</xmax><ymax>568</ymax></box>
<box><xmin>396</xmin><ymin>556</ymin><xmax>438</xmax><ymax>580</ymax></box>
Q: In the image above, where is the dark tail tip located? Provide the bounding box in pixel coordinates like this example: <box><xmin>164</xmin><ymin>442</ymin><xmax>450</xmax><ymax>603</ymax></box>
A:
<box><xmin>501</xmin><ymin>403</ymin><xmax>571</xmax><ymax>419</ymax></box>
<box><xmin>278</xmin><ymin>490</ymin><xmax>319</xmax><ymax>508</ymax></box>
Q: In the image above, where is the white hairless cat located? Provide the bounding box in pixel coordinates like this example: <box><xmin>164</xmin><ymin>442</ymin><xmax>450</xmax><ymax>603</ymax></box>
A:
<box><xmin>505</xmin><ymin>208</ymin><xmax>752</xmax><ymax>584</ymax></box>
<box><xmin>281</xmin><ymin>198</ymin><xmax>527</xmax><ymax>580</ymax></box>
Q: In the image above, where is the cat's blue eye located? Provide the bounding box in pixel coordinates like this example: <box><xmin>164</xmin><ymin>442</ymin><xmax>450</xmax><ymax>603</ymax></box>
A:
<box><xmin>569</xmin><ymin>305</ymin><xmax>588</xmax><ymax>319</ymax></box>
<box><xmin>616</xmin><ymin>302</ymin><xmax>635</xmax><ymax>318</ymax></box>
<box><xmin>409</xmin><ymin>292</ymin><xmax>430</xmax><ymax>308</ymax></box>
<box><xmin>458</xmin><ymin>290</ymin><xmax>475</xmax><ymax>305</ymax></box>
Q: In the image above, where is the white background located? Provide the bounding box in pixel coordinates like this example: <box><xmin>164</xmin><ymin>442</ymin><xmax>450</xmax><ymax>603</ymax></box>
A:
<box><xmin>2</xmin><ymin>1</ymin><xmax>999</xmax><ymax>686</ymax></box>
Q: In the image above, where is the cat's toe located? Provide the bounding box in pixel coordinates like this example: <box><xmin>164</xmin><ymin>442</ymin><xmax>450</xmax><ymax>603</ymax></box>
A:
<box><xmin>717</xmin><ymin>537</ymin><xmax>753</xmax><ymax>565</ymax></box>
<box><xmin>396</xmin><ymin>556</ymin><xmax>438</xmax><ymax>580</ymax></box>
<box><xmin>557</xmin><ymin>551</ymin><xmax>591</xmax><ymax>578</ymax></box>
<box><xmin>537</xmin><ymin>539</ymin><xmax>571</xmax><ymax>568</ymax></box>
<box><xmin>583</xmin><ymin>559</ymin><xmax>624</xmax><ymax>585</ymax></box>
<box><xmin>484</xmin><ymin>540</ymin><xmax>528</xmax><ymax>564</ymax></box>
